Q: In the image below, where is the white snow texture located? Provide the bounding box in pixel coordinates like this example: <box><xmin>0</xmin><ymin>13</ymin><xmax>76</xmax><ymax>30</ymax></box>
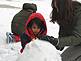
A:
<box><xmin>17</xmin><ymin>39</ymin><xmax>61</xmax><ymax>61</ymax></box>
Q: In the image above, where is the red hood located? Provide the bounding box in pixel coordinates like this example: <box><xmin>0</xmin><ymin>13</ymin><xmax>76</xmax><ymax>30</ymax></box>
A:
<box><xmin>25</xmin><ymin>13</ymin><xmax>47</xmax><ymax>39</ymax></box>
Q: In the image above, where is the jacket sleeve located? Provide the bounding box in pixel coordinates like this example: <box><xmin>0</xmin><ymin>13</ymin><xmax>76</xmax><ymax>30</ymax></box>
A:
<box><xmin>20</xmin><ymin>33</ymin><xmax>31</xmax><ymax>49</ymax></box>
<box><xmin>58</xmin><ymin>8</ymin><xmax>81</xmax><ymax>48</ymax></box>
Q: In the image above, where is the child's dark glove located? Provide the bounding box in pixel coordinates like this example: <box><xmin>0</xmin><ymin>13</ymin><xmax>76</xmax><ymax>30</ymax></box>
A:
<box><xmin>38</xmin><ymin>35</ymin><xmax>58</xmax><ymax>46</ymax></box>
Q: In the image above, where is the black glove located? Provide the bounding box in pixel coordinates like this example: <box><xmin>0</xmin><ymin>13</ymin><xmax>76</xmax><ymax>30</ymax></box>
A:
<box><xmin>38</xmin><ymin>35</ymin><xmax>58</xmax><ymax>46</ymax></box>
<box><xmin>55</xmin><ymin>46</ymin><xmax>64</xmax><ymax>51</ymax></box>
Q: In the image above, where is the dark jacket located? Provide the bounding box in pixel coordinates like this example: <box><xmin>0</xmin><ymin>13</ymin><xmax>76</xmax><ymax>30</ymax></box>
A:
<box><xmin>11</xmin><ymin>3</ymin><xmax>37</xmax><ymax>36</ymax></box>
<box><xmin>20</xmin><ymin>13</ymin><xmax>47</xmax><ymax>53</ymax></box>
<box><xmin>57</xmin><ymin>1</ymin><xmax>81</xmax><ymax>61</ymax></box>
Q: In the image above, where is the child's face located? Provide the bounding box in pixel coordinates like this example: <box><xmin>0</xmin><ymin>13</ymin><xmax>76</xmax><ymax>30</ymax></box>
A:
<box><xmin>31</xmin><ymin>23</ymin><xmax>41</xmax><ymax>36</ymax></box>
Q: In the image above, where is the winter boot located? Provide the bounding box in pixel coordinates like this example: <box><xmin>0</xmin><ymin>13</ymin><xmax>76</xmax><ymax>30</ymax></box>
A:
<box><xmin>6</xmin><ymin>32</ymin><xmax>14</xmax><ymax>43</ymax></box>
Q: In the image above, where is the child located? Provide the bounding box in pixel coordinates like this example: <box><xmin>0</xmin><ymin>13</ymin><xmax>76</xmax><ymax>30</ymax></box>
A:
<box><xmin>10</xmin><ymin>3</ymin><xmax>37</xmax><ymax>42</ymax></box>
<box><xmin>20</xmin><ymin>13</ymin><xmax>47</xmax><ymax>53</ymax></box>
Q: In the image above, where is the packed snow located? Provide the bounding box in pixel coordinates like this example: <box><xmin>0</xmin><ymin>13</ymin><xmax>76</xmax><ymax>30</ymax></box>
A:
<box><xmin>17</xmin><ymin>39</ymin><xmax>61</xmax><ymax>61</ymax></box>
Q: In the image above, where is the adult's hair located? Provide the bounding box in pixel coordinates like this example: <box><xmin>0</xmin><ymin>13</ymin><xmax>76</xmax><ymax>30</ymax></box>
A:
<box><xmin>51</xmin><ymin>0</ymin><xmax>74</xmax><ymax>26</ymax></box>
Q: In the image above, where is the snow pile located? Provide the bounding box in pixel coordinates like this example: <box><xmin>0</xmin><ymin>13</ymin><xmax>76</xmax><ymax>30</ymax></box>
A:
<box><xmin>0</xmin><ymin>48</ymin><xmax>18</xmax><ymax>61</ymax></box>
<box><xmin>0</xmin><ymin>32</ymin><xmax>7</xmax><ymax>45</ymax></box>
<box><xmin>17</xmin><ymin>39</ymin><xmax>61</xmax><ymax>61</ymax></box>
<box><xmin>0</xmin><ymin>42</ymin><xmax>21</xmax><ymax>61</ymax></box>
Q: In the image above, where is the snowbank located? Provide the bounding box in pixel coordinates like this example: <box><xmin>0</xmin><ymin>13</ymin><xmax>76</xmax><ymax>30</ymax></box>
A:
<box><xmin>0</xmin><ymin>42</ymin><xmax>21</xmax><ymax>61</ymax></box>
<box><xmin>17</xmin><ymin>39</ymin><xmax>62</xmax><ymax>61</ymax></box>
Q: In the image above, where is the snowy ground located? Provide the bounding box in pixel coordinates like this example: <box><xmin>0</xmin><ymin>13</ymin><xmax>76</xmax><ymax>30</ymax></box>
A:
<box><xmin>0</xmin><ymin>0</ymin><xmax>81</xmax><ymax>61</ymax></box>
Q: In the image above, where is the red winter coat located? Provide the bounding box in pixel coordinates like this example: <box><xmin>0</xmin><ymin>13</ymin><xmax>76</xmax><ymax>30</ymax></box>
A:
<box><xmin>20</xmin><ymin>13</ymin><xmax>47</xmax><ymax>53</ymax></box>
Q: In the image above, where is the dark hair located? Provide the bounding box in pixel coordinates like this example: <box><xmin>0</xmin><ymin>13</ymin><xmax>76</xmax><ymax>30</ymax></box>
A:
<box><xmin>51</xmin><ymin>0</ymin><xmax>74</xmax><ymax>26</ymax></box>
<box><xmin>27</xmin><ymin>18</ymin><xmax>45</xmax><ymax>30</ymax></box>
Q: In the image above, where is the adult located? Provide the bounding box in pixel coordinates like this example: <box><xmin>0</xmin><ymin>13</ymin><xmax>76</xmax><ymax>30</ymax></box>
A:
<box><xmin>38</xmin><ymin>0</ymin><xmax>81</xmax><ymax>61</ymax></box>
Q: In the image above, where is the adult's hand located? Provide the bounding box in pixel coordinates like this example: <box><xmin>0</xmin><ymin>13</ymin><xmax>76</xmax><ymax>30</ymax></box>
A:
<box><xmin>38</xmin><ymin>35</ymin><xmax>58</xmax><ymax>46</ymax></box>
<box><xmin>38</xmin><ymin>35</ymin><xmax>64</xmax><ymax>51</ymax></box>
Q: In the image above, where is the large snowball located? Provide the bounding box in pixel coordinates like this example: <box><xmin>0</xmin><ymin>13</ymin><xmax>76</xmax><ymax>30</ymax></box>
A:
<box><xmin>17</xmin><ymin>39</ymin><xmax>61</xmax><ymax>61</ymax></box>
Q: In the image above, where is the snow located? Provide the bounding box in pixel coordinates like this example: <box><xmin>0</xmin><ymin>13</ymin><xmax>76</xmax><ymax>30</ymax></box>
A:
<box><xmin>0</xmin><ymin>42</ymin><xmax>21</xmax><ymax>61</ymax></box>
<box><xmin>0</xmin><ymin>0</ymin><xmax>77</xmax><ymax>61</ymax></box>
<box><xmin>17</xmin><ymin>39</ymin><xmax>61</xmax><ymax>61</ymax></box>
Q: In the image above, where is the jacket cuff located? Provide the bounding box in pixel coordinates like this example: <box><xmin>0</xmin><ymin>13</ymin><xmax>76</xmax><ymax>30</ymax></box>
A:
<box><xmin>56</xmin><ymin>38</ymin><xmax>59</xmax><ymax>46</ymax></box>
